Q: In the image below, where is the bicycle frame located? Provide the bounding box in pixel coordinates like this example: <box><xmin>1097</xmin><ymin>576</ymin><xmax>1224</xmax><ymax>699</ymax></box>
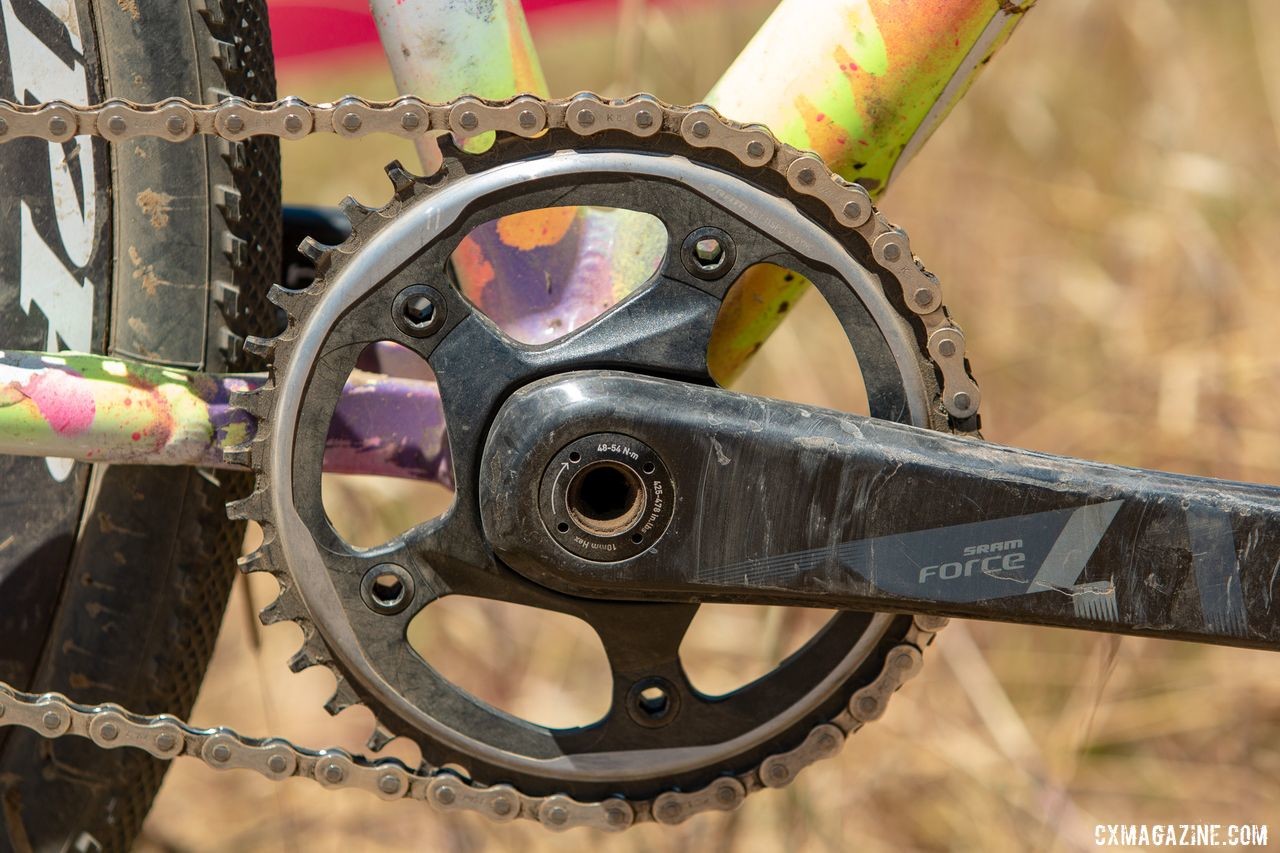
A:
<box><xmin>0</xmin><ymin>0</ymin><xmax>1033</xmax><ymax>479</ymax></box>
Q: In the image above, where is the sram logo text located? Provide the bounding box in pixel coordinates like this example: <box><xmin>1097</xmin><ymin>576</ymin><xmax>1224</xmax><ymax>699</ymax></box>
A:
<box><xmin>963</xmin><ymin>539</ymin><xmax>1022</xmax><ymax>556</ymax></box>
<box><xmin>918</xmin><ymin>540</ymin><xmax>1025</xmax><ymax>584</ymax></box>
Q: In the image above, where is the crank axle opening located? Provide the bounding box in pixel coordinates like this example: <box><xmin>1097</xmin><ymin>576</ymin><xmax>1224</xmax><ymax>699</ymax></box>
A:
<box><xmin>566</xmin><ymin>461</ymin><xmax>646</xmax><ymax>537</ymax></box>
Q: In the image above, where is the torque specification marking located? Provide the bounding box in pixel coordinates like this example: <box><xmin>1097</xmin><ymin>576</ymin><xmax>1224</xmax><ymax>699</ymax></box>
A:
<box><xmin>597</xmin><ymin>442</ymin><xmax>640</xmax><ymax>460</ymax></box>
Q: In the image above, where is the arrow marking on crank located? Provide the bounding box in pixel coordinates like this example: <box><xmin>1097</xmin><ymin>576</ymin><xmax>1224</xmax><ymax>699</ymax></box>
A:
<box><xmin>553</xmin><ymin>461</ymin><xmax>570</xmax><ymax>515</ymax></box>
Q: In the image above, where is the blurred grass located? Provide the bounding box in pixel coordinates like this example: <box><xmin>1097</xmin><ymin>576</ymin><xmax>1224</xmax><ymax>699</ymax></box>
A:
<box><xmin>140</xmin><ymin>1</ymin><xmax>1280</xmax><ymax>850</ymax></box>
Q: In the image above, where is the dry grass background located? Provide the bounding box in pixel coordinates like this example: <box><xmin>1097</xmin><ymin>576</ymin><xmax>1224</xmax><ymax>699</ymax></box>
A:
<box><xmin>137</xmin><ymin>1</ymin><xmax>1280</xmax><ymax>850</ymax></box>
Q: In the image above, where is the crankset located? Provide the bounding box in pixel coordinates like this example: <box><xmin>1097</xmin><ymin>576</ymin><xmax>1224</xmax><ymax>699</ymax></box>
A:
<box><xmin>0</xmin><ymin>93</ymin><xmax>1276</xmax><ymax>831</ymax></box>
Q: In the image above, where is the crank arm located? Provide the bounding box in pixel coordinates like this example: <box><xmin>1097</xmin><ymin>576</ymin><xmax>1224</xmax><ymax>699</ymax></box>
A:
<box><xmin>482</xmin><ymin>372</ymin><xmax>1280</xmax><ymax>651</ymax></box>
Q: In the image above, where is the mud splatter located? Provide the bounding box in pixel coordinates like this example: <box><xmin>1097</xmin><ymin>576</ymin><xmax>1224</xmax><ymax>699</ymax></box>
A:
<box><xmin>136</xmin><ymin>189</ymin><xmax>173</xmax><ymax>229</ymax></box>
<box><xmin>115</xmin><ymin>0</ymin><xmax>140</xmax><ymax>21</ymax></box>
<box><xmin>127</xmin><ymin>245</ymin><xmax>168</xmax><ymax>296</ymax></box>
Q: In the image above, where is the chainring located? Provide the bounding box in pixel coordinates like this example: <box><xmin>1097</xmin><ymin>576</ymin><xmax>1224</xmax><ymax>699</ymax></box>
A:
<box><xmin>229</xmin><ymin>95</ymin><xmax>980</xmax><ymax>825</ymax></box>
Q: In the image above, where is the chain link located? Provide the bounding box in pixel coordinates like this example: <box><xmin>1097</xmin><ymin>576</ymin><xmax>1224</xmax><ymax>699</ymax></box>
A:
<box><xmin>0</xmin><ymin>92</ymin><xmax>971</xmax><ymax>827</ymax></box>
<box><xmin>0</xmin><ymin>617</ymin><xmax>942</xmax><ymax>830</ymax></box>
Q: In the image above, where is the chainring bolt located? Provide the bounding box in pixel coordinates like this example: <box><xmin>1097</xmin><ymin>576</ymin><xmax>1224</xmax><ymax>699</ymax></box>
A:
<box><xmin>404</xmin><ymin>295</ymin><xmax>434</xmax><ymax>325</ymax></box>
<box><xmin>679</xmin><ymin>227</ymin><xmax>735</xmax><ymax>281</ymax></box>
<box><xmin>390</xmin><ymin>283</ymin><xmax>448</xmax><ymax>339</ymax></box>
<box><xmin>694</xmin><ymin>237</ymin><xmax>724</xmax><ymax>268</ymax></box>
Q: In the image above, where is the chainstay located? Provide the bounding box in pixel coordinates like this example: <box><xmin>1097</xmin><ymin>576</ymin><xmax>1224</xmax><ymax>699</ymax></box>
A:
<box><xmin>0</xmin><ymin>92</ymin><xmax>974</xmax><ymax>827</ymax></box>
<box><xmin>0</xmin><ymin>616</ymin><xmax>943</xmax><ymax>830</ymax></box>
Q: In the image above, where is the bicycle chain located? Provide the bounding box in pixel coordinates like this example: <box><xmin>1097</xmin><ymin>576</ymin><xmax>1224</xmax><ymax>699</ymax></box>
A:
<box><xmin>0</xmin><ymin>93</ymin><xmax>978</xmax><ymax>829</ymax></box>
<box><xmin>0</xmin><ymin>618</ymin><xmax>942</xmax><ymax>830</ymax></box>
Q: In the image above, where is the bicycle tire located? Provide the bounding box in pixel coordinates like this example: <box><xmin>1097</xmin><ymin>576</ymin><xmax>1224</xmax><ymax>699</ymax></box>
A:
<box><xmin>0</xmin><ymin>1</ymin><xmax>279</xmax><ymax>850</ymax></box>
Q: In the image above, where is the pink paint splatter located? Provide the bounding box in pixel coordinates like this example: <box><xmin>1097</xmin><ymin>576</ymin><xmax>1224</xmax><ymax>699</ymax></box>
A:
<box><xmin>24</xmin><ymin>370</ymin><xmax>96</xmax><ymax>435</ymax></box>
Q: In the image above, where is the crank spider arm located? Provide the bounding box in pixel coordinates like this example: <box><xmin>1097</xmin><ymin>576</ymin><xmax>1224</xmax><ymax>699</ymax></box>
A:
<box><xmin>483</xmin><ymin>372</ymin><xmax>1280</xmax><ymax>651</ymax></box>
<box><xmin>0</xmin><ymin>350</ymin><xmax>449</xmax><ymax>482</ymax></box>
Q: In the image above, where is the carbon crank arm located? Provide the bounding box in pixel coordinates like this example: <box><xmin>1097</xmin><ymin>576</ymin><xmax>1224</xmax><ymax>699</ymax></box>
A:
<box><xmin>482</xmin><ymin>371</ymin><xmax>1280</xmax><ymax>651</ymax></box>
